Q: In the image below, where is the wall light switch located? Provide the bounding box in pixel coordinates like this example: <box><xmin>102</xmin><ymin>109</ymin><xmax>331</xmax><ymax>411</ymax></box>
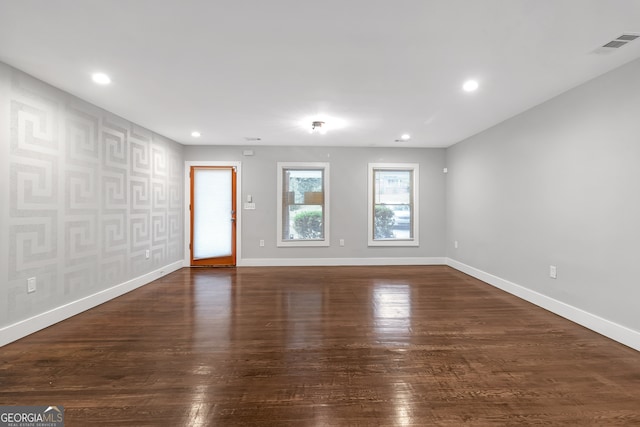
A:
<box><xmin>259</xmin><ymin>240</ymin><xmax>265</xmax><ymax>247</ymax></box>
<box><xmin>550</xmin><ymin>265</ymin><xmax>557</xmax><ymax>279</ymax></box>
<box><xmin>145</xmin><ymin>249</ymin><xmax>150</xmax><ymax>259</ymax></box>
<box><xmin>27</xmin><ymin>277</ymin><xmax>36</xmax><ymax>293</ymax></box>
<box><xmin>454</xmin><ymin>240</ymin><xmax>458</xmax><ymax>249</ymax></box>
<box><xmin>339</xmin><ymin>239</ymin><xmax>345</xmax><ymax>246</ymax></box>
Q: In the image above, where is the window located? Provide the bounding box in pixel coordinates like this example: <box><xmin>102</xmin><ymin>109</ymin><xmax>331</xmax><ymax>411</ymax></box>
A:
<box><xmin>277</xmin><ymin>162</ymin><xmax>330</xmax><ymax>247</ymax></box>
<box><xmin>368</xmin><ymin>163</ymin><xmax>419</xmax><ymax>246</ymax></box>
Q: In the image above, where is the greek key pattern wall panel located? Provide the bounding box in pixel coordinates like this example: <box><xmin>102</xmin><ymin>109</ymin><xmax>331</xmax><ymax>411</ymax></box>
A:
<box><xmin>64</xmin><ymin>102</ymin><xmax>100</xmax><ymax>297</ymax></box>
<box><xmin>3</xmin><ymin>67</ymin><xmax>184</xmax><ymax>328</ymax></box>
<box><xmin>129</xmin><ymin>125</ymin><xmax>151</xmax><ymax>276</ymax></box>
<box><xmin>7</xmin><ymin>73</ymin><xmax>61</xmax><ymax>323</ymax></box>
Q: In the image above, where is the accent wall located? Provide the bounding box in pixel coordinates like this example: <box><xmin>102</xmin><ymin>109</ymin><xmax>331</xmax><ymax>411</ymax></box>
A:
<box><xmin>0</xmin><ymin>62</ymin><xmax>184</xmax><ymax>342</ymax></box>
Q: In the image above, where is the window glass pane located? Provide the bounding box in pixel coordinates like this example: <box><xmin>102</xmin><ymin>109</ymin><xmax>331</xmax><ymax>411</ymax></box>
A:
<box><xmin>286</xmin><ymin>205</ymin><xmax>323</xmax><ymax>240</ymax></box>
<box><xmin>373</xmin><ymin>169</ymin><xmax>413</xmax><ymax>240</ymax></box>
<box><xmin>374</xmin><ymin>170</ymin><xmax>411</xmax><ymax>204</ymax></box>
<box><xmin>282</xmin><ymin>168</ymin><xmax>324</xmax><ymax>241</ymax></box>
<box><xmin>286</xmin><ymin>169</ymin><xmax>323</xmax><ymax>204</ymax></box>
<box><xmin>374</xmin><ymin>204</ymin><xmax>412</xmax><ymax>240</ymax></box>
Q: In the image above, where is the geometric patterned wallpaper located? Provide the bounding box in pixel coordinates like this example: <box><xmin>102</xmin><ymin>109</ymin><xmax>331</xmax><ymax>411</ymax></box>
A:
<box><xmin>1</xmin><ymin>63</ymin><xmax>183</xmax><ymax>329</ymax></box>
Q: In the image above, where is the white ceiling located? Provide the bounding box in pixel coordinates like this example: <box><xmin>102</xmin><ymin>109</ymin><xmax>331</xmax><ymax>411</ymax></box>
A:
<box><xmin>1</xmin><ymin>0</ymin><xmax>640</xmax><ymax>147</ymax></box>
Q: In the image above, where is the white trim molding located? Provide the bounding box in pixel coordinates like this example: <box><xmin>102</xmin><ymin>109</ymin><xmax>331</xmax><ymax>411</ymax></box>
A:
<box><xmin>368</xmin><ymin>163</ymin><xmax>419</xmax><ymax>247</ymax></box>
<box><xmin>0</xmin><ymin>261</ymin><xmax>184</xmax><ymax>348</ymax></box>
<box><xmin>276</xmin><ymin>162</ymin><xmax>330</xmax><ymax>247</ymax></box>
<box><xmin>446</xmin><ymin>258</ymin><xmax>640</xmax><ymax>352</ymax></box>
<box><xmin>238</xmin><ymin>257</ymin><xmax>445</xmax><ymax>267</ymax></box>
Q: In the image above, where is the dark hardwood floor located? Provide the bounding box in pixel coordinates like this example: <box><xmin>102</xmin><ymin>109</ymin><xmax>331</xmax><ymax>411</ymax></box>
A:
<box><xmin>1</xmin><ymin>266</ymin><xmax>639</xmax><ymax>426</ymax></box>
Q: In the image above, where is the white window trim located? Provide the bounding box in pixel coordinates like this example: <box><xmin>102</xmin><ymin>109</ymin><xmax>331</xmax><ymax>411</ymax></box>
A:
<box><xmin>277</xmin><ymin>162</ymin><xmax>330</xmax><ymax>247</ymax></box>
<box><xmin>368</xmin><ymin>163</ymin><xmax>419</xmax><ymax>247</ymax></box>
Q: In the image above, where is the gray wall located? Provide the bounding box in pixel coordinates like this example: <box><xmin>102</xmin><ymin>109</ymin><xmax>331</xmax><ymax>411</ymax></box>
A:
<box><xmin>446</xmin><ymin>57</ymin><xmax>640</xmax><ymax>331</ymax></box>
<box><xmin>5</xmin><ymin>51</ymin><xmax>638</xmax><ymax>344</ymax></box>
<box><xmin>185</xmin><ymin>146</ymin><xmax>446</xmax><ymax>260</ymax></box>
<box><xmin>0</xmin><ymin>62</ymin><xmax>184</xmax><ymax>330</ymax></box>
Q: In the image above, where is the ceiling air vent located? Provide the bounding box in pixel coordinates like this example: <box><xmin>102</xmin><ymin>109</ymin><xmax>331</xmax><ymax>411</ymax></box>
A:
<box><xmin>603</xmin><ymin>40</ymin><xmax>628</xmax><ymax>49</ymax></box>
<box><xmin>616</xmin><ymin>34</ymin><xmax>639</xmax><ymax>42</ymax></box>
<box><xmin>602</xmin><ymin>33</ymin><xmax>639</xmax><ymax>49</ymax></box>
<box><xmin>593</xmin><ymin>33</ymin><xmax>639</xmax><ymax>54</ymax></box>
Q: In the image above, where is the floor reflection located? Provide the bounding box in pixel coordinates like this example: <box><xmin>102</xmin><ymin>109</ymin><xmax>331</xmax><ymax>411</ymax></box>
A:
<box><xmin>373</xmin><ymin>282</ymin><xmax>412</xmax><ymax>345</ymax></box>
<box><xmin>284</xmin><ymin>290</ymin><xmax>323</xmax><ymax>349</ymax></box>
<box><xmin>191</xmin><ymin>272</ymin><xmax>232</xmax><ymax>350</ymax></box>
<box><xmin>392</xmin><ymin>380</ymin><xmax>414</xmax><ymax>426</ymax></box>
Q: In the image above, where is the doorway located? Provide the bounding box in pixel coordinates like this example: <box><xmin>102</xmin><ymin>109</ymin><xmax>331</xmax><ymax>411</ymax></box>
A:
<box><xmin>190</xmin><ymin>166</ymin><xmax>237</xmax><ymax>266</ymax></box>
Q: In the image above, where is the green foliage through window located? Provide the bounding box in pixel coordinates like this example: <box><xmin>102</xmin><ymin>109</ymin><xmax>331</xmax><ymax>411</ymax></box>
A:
<box><xmin>293</xmin><ymin>210</ymin><xmax>323</xmax><ymax>239</ymax></box>
<box><xmin>374</xmin><ymin>205</ymin><xmax>395</xmax><ymax>239</ymax></box>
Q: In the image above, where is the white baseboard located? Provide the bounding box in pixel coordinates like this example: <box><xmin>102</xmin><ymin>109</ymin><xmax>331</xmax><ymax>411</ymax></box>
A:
<box><xmin>446</xmin><ymin>258</ymin><xmax>640</xmax><ymax>352</ymax></box>
<box><xmin>237</xmin><ymin>257</ymin><xmax>446</xmax><ymax>267</ymax></box>
<box><xmin>7</xmin><ymin>257</ymin><xmax>637</xmax><ymax>353</ymax></box>
<box><xmin>0</xmin><ymin>260</ymin><xmax>184</xmax><ymax>347</ymax></box>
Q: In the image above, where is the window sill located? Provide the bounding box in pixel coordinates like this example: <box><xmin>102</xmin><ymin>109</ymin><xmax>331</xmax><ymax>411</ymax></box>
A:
<box><xmin>368</xmin><ymin>239</ymin><xmax>420</xmax><ymax>247</ymax></box>
<box><xmin>277</xmin><ymin>240</ymin><xmax>330</xmax><ymax>248</ymax></box>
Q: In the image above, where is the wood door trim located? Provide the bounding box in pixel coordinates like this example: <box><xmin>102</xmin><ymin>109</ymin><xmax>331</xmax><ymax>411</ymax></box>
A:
<box><xmin>190</xmin><ymin>166</ymin><xmax>237</xmax><ymax>266</ymax></box>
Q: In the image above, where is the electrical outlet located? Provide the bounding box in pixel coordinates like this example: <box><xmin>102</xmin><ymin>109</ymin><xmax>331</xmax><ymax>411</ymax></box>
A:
<box><xmin>550</xmin><ymin>265</ymin><xmax>557</xmax><ymax>279</ymax></box>
<box><xmin>145</xmin><ymin>249</ymin><xmax>150</xmax><ymax>259</ymax></box>
<box><xmin>339</xmin><ymin>239</ymin><xmax>345</xmax><ymax>246</ymax></box>
<box><xmin>27</xmin><ymin>277</ymin><xmax>36</xmax><ymax>293</ymax></box>
<box><xmin>259</xmin><ymin>240</ymin><xmax>265</xmax><ymax>247</ymax></box>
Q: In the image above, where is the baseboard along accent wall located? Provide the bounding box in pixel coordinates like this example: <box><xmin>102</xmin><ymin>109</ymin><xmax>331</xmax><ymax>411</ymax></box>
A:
<box><xmin>0</xmin><ymin>261</ymin><xmax>183</xmax><ymax>347</ymax></box>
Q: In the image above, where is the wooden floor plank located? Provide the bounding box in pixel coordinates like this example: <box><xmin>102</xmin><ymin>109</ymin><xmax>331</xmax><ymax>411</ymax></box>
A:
<box><xmin>1</xmin><ymin>266</ymin><xmax>639</xmax><ymax>426</ymax></box>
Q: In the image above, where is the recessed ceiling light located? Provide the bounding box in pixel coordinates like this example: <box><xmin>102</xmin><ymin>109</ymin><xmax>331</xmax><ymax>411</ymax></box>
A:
<box><xmin>463</xmin><ymin>80</ymin><xmax>479</xmax><ymax>92</ymax></box>
<box><xmin>400</xmin><ymin>134</ymin><xmax>411</xmax><ymax>141</ymax></box>
<box><xmin>91</xmin><ymin>72</ymin><xmax>111</xmax><ymax>85</ymax></box>
<box><xmin>191</xmin><ymin>131</ymin><xmax>201</xmax><ymax>138</ymax></box>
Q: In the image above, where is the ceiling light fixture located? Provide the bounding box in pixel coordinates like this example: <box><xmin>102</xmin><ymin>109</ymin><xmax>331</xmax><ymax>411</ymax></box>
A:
<box><xmin>300</xmin><ymin>115</ymin><xmax>346</xmax><ymax>134</ymax></box>
<box><xmin>310</xmin><ymin>121</ymin><xmax>327</xmax><ymax>135</ymax></box>
<box><xmin>91</xmin><ymin>72</ymin><xmax>111</xmax><ymax>85</ymax></box>
<box><xmin>191</xmin><ymin>131</ymin><xmax>201</xmax><ymax>138</ymax></box>
<box><xmin>395</xmin><ymin>134</ymin><xmax>411</xmax><ymax>142</ymax></box>
<box><xmin>463</xmin><ymin>79</ymin><xmax>479</xmax><ymax>92</ymax></box>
